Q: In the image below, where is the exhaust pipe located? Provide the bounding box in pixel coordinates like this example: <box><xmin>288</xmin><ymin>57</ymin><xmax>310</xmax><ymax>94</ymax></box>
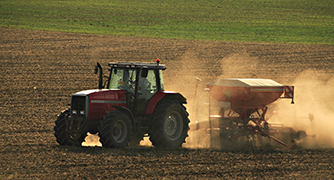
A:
<box><xmin>94</xmin><ymin>62</ymin><xmax>103</xmax><ymax>89</ymax></box>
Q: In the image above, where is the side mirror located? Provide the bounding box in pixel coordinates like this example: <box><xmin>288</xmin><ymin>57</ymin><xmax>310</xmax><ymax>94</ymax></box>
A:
<box><xmin>141</xmin><ymin>67</ymin><xmax>148</xmax><ymax>77</ymax></box>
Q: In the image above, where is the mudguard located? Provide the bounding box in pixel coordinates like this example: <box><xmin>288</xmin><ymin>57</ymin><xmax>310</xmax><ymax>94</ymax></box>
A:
<box><xmin>112</xmin><ymin>105</ymin><xmax>136</xmax><ymax>125</ymax></box>
<box><xmin>145</xmin><ymin>91</ymin><xmax>187</xmax><ymax>114</ymax></box>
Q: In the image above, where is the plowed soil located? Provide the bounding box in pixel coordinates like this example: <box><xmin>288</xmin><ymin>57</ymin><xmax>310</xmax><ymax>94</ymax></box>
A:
<box><xmin>1</xmin><ymin>27</ymin><xmax>334</xmax><ymax>179</ymax></box>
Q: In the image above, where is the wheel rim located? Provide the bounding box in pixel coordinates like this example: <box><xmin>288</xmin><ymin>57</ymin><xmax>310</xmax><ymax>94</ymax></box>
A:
<box><xmin>113</xmin><ymin>120</ymin><xmax>128</xmax><ymax>143</ymax></box>
<box><xmin>163</xmin><ymin>111</ymin><xmax>183</xmax><ymax>141</ymax></box>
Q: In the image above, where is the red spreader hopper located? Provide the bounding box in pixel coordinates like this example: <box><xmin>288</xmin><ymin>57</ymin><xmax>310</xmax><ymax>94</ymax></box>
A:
<box><xmin>207</xmin><ymin>78</ymin><xmax>294</xmax><ymax>109</ymax></box>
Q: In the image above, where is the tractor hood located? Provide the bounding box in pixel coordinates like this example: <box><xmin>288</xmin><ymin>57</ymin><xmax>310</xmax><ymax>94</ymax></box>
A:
<box><xmin>73</xmin><ymin>89</ymin><xmax>127</xmax><ymax>102</ymax></box>
<box><xmin>73</xmin><ymin>89</ymin><xmax>110</xmax><ymax>96</ymax></box>
<box><xmin>71</xmin><ymin>89</ymin><xmax>127</xmax><ymax>120</ymax></box>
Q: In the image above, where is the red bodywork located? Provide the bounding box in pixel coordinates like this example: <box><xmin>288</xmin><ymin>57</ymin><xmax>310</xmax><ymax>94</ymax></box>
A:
<box><xmin>83</xmin><ymin>89</ymin><xmax>179</xmax><ymax>120</ymax></box>
<box><xmin>145</xmin><ymin>91</ymin><xmax>180</xmax><ymax>114</ymax></box>
<box><xmin>85</xmin><ymin>89</ymin><xmax>127</xmax><ymax>120</ymax></box>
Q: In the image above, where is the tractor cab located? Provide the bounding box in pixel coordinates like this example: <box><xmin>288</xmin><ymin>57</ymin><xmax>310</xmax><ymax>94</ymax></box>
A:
<box><xmin>106</xmin><ymin>61</ymin><xmax>166</xmax><ymax>114</ymax></box>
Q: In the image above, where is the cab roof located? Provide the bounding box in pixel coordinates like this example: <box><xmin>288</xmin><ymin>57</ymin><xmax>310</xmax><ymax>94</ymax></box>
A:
<box><xmin>108</xmin><ymin>62</ymin><xmax>166</xmax><ymax>70</ymax></box>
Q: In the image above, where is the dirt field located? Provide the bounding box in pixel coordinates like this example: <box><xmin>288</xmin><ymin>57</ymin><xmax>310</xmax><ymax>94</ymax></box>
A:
<box><xmin>1</xmin><ymin>27</ymin><xmax>334</xmax><ymax>179</ymax></box>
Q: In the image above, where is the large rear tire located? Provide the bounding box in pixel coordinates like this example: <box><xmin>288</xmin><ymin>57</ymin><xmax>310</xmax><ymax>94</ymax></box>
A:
<box><xmin>98</xmin><ymin>111</ymin><xmax>133</xmax><ymax>148</ymax></box>
<box><xmin>54</xmin><ymin>109</ymin><xmax>87</xmax><ymax>146</ymax></box>
<box><xmin>149</xmin><ymin>100</ymin><xmax>190</xmax><ymax>148</ymax></box>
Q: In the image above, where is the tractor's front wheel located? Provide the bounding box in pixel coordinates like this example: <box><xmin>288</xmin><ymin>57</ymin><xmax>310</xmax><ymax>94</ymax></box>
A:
<box><xmin>98</xmin><ymin>111</ymin><xmax>133</xmax><ymax>148</ymax></box>
<box><xmin>149</xmin><ymin>100</ymin><xmax>190</xmax><ymax>148</ymax></box>
<box><xmin>54</xmin><ymin>109</ymin><xmax>87</xmax><ymax>146</ymax></box>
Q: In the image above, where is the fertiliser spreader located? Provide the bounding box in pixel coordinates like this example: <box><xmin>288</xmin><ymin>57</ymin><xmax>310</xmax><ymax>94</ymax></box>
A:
<box><xmin>191</xmin><ymin>78</ymin><xmax>305</xmax><ymax>149</ymax></box>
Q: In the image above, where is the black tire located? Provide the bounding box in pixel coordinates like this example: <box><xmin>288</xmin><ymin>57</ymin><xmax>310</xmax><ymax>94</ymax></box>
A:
<box><xmin>54</xmin><ymin>109</ymin><xmax>87</xmax><ymax>146</ymax></box>
<box><xmin>149</xmin><ymin>100</ymin><xmax>190</xmax><ymax>148</ymax></box>
<box><xmin>98</xmin><ymin>111</ymin><xmax>133</xmax><ymax>148</ymax></box>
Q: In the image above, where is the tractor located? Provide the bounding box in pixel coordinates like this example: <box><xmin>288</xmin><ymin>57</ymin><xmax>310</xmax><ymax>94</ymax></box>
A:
<box><xmin>54</xmin><ymin>59</ymin><xmax>190</xmax><ymax>148</ymax></box>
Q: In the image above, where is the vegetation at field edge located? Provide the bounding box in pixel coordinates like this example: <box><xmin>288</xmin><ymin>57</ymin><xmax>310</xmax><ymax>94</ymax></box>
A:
<box><xmin>1</xmin><ymin>0</ymin><xmax>333</xmax><ymax>44</ymax></box>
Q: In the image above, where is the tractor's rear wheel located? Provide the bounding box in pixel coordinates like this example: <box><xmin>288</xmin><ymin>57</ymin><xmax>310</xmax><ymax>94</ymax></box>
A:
<box><xmin>98</xmin><ymin>111</ymin><xmax>133</xmax><ymax>148</ymax></box>
<box><xmin>54</xmin><ymin>109</ymin><xmax>87</xmax><ymax>146</ymax></box>
<box><xmin>149</xmin><ymin>100</ymin><xmax>189</xmax><ymax>148</ymax></box>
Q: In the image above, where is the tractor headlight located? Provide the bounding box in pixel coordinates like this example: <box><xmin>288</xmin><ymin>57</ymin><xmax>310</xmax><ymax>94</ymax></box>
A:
<box><xmin>80</xmin><ymin>110</ymin><xmax>85</xmax><ymax>115</ymax></box>
<box><xmin>72</xmin><ymin>110</ymin><xmax>77</xmax><ymax>114</ymax></box>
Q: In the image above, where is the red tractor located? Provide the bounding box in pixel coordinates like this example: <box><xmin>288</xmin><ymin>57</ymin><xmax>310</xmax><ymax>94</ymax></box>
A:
<box><xmin>54</xmin><ymin>60</ymin><xmax>190</xmax><ymax>148</ymax></box>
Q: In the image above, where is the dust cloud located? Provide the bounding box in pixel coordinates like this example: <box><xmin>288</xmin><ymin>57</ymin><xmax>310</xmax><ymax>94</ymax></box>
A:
<box><xmin>268</xmin><ymin>69</ymin><xmax>334</xmax><ymax>148</ymax></box>
<box><xmin>182</xmin><ymin>52</ymin><xmax>334</xmax><ymax>149</ymax></box>
<box><xmin>182</xmin><ymin>51</ymin><xmax>261</xmax><ymax>148</ymax></box>
<box><xmin>164</xmin><ymin>50</ymin><xmax>213</xmax><ymax>148</ymax></box>
<box><xmin>82</xmin><ymin>134</ymin><xmax>154</xmax><ymax>147</ymax></box>
<box><xmin>219</xmin><ymin>51</ymin><xmax>259</xmax><ymax>78</ymax></box>
<box><xmin>82</xmin><ymin>133</ymin><xmax>102</xmax><ymax>147</ymax></box>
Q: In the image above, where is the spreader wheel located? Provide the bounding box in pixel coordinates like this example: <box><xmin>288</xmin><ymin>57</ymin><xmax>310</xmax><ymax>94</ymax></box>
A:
<box><xmin>98</xmin><ymin>111</ymin><xmax>133</xmax><ymax>148</ymax></box>
<box><xmin>149</xmin><ymin>100</ymin><xmax>190</xmax><ymax>149</ymax></box>
<box><xmin>54</xmin><ymin>109</ymin><xmax>87</xmax><ymax>146</ymax></box>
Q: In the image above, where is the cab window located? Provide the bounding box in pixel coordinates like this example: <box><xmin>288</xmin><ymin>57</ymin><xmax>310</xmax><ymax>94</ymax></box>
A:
<box><xmin>109</xmin><ymin>68</ymin><xmax>136</xmax><ymax>92</ymax></box>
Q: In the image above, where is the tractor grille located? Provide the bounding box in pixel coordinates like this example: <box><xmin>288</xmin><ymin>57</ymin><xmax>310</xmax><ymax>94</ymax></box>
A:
<box><xmin>71</xmin><ymin>96</ymin><xmax>87</xmax><ymax>116</ymax></box>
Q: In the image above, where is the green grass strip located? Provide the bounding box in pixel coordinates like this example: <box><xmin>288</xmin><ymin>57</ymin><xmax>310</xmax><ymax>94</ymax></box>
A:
<box><xmin>1</xmin><ymin>0</ymin><xmax>333</xmax><ymax>44</ymax></box>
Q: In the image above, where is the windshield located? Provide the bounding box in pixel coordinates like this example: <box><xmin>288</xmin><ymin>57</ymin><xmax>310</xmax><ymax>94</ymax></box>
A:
<box><xmin>108</xmin><ymin>68</ymin><xmax>136</xmax><ymax>92</ymax></box>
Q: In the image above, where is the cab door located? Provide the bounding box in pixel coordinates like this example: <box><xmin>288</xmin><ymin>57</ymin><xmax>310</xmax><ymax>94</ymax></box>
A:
<box><xmin>136</xmin><ymin>69</ymin><xmax>159</xmax><ymax>114</ymax></box>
